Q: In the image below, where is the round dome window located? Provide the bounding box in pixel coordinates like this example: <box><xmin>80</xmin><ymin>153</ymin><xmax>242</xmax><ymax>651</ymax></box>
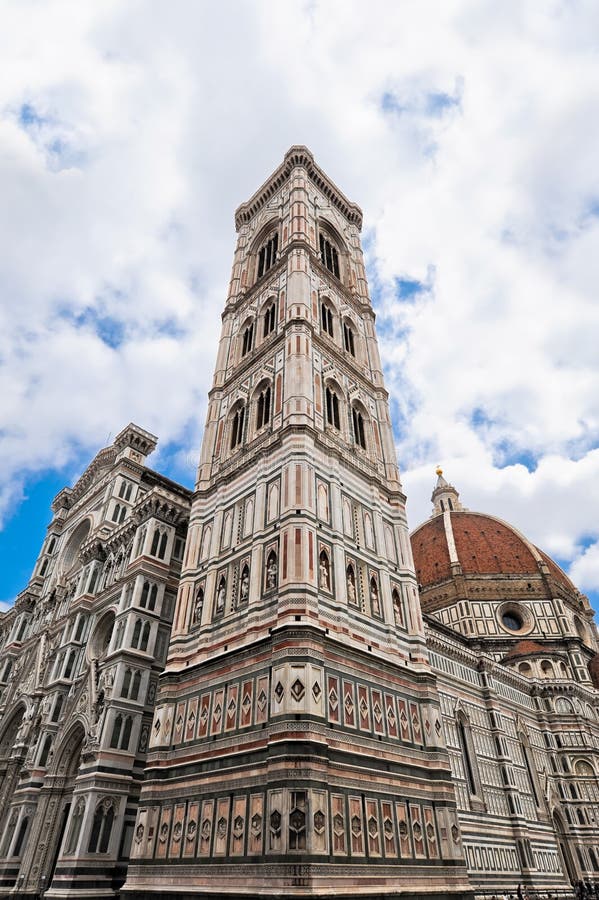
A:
<box><xmin>498</xmin><ymin>602</ymin><xmax>533</xmax><ymax>636</ymax></box>
<box><xmin>502</xmin><ymin>611</ymin><xmax>523</xmax><ymax>631</ymax></box>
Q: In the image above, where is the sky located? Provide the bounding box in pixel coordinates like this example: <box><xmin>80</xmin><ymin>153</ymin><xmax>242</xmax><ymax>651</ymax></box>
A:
<box><xmin>1</xmin><ymin>0</ymin><xmax>599</xmax><ymax>616</ymax></box>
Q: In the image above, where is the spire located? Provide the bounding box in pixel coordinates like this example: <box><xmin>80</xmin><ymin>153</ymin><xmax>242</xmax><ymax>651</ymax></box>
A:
<box><xmin>431</xmin><ymin>466</ymin><xmax>464</xmax><ymax>516</ymax></box>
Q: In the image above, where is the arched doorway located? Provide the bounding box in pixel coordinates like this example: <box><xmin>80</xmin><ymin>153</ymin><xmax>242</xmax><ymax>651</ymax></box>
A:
<box><xmin>19</xmin><ymin>723</ymin><xmax>86</xmax><ymax>896</ymax></box>
<box><xmin>553</xmin><ymin>810</ymin><xmax>578</xmax><ymax>885</ymax></box>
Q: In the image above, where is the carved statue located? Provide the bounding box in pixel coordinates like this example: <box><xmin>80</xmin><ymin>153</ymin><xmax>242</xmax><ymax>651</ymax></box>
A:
<box><xmin>193</xmin><ymin>591</ymin><xmax>204</xmax><ymax>625</ymax></box>
<box><xmin>347</xmin><ymin>569</ymin><xmax>356</xmax><ymax>605</ymax></box>
<box><xmin>240</xmin><ymin>570</ymin><xmax>249</xmax><ymax>602</ymax></box>
<box><xmin>319</xmin><ymin>554</ymin><xmax>330</xmax><ymax>590</ymax></box>
<box><xmin>216</xmin><ymin>580</ymin><xmax>226</xmax><ymax>612</ymax></box>
<box><xmin>266</xmin><ymin>555</ymin><xmax>277</xmax><ymax>590</ymax></box>
<box><xmin>370</xmin><ymin>579</ymin><xmax>380</xmax><ymax>616</ymax></box>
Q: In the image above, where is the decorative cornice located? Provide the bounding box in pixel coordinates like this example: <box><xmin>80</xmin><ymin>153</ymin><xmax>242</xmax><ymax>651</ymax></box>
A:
<box><xmin>235</xmin><ymin>146</ymin><xmax>363</xmax><ymax>231</ymax></box>
<box><xmin>134</xmin><ymin>489</ymin><xmax>190</xmax><ymax>528</ymax></box>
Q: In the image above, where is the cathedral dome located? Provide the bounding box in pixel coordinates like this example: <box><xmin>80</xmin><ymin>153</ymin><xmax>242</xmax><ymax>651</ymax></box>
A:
<box><xmin>411</xmin><ymin>470</ymin><xmax>576</xmax><ymax>597</ymax></box>
<box><xmin>412</xmin><ymin>509</ymin><xmax>576</xmax><ymax>595</ymax></box>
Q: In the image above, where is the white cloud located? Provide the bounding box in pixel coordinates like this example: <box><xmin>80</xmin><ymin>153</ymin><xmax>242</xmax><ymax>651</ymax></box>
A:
<box><xmin>1</xmin><ymin>1</ymin><xmax>599</xmax><ymax>605</ymax></box>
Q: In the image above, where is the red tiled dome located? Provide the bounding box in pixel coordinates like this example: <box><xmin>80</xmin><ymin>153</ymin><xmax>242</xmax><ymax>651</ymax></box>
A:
<box><xmin>411</xmin><ymin>510</ymin><xmax>575</xmax><ymax>595</ymax></box>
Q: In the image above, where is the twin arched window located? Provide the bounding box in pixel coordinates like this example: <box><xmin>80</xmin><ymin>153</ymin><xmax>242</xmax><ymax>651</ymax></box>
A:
<box><xmin>140</xmin><ymin>580</ymin><xmax>158</xmax><ymax>611</ymax></box>
<box><xmin>121</xmin><ymin>668</ymin><xmax>142</xmax><ymax>701</ymax></box>
<box><xmin>112</xmin><ymin>503</ymin><xmax>126</xmax><ymax>524</ymax></box>
<box><xmin>131</xmin><ymin>619</ymin><xmax>151</xmax><ymax>652</ymax></box>
<box><xmin>321</xmin><ymin>301</ymin><xmax>334</xmax><ymax>337</ymax></box>
<box><xmin>319</xmin><ymin>233</ymin><xmax>340</xmax><ymax>278</ymax></box>
<box><xmin>352</xmin><ymin>406</ymin><xmax>366</xmax><ymax>449</ymax></box>
<box><xmin>256</xmin><ymin>385</ymin><xmax>271</xmax><ymax>430</ymax></box>
<box><xmin>241</xmin><ymin>322</ymin><xmax>254</xmax><ymax>357</ymax></box>
<box><xmin>263</xmin><ymin>302</ymin><xmax>276</xmax><ymax>337</ymax></box>
<box><xmin>88</xmin><ymin>799</ymin><xmax>115</xmax><ymax>853</ymax></box>
<box><xmin>257</xmin><ymin>232</ymin><xmax>278</xmax><ymax>280</ymax></box>
<box><xmin>325</xmin><ymin>386</ymin><xmax>340</xmax><ymax>430</ymax></box>
<box><xmin>343</xmin><ymin>321</ymin><xmax>356</xmax><ymax>356</ymax></box>
<box><xmin>110</xmin><ymin>714</ymin><xmax>133</xmax><ymax>751</ymax></box>
<box><xmin>150</xmin><ymin>528</ymin><xmax>168</xmax><ymax>560</ymax></box>
<box><xmin>230</xmin><ymin>404</ymin><xmax>246</xmax><ymax>450</ymax></box>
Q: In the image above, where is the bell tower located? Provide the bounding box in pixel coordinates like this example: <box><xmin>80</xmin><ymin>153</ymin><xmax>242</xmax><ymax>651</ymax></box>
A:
<box><xmin>123</xmin><ymin>147</ymin><xmax>471</xmax><ymax>899</ymax></box>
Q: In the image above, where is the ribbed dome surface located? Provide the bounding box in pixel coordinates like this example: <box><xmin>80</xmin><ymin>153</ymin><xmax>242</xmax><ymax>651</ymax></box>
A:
<box><xmin>411</xmin><ymin>510</ymin><xmax>576</xmax><ymax>595</ymax></box>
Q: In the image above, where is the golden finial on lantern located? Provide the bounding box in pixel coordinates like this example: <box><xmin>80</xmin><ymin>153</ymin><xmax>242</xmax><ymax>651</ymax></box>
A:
<box><xmin>436</xmin><ymin>466</ymin><xmax>443</xmax><ymax>476</ymax></box>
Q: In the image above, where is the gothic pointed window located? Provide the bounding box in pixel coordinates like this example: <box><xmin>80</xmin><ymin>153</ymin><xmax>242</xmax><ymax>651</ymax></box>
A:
<box><xmin>132</xmin><ymin>619</ymin><xmax>142</xmax><ymax>649</ymax></box>
<box><xmin>352</xmin><ymin>406</ymin><xmax>366</xmax><ymax>450</ymax></box>
<box><xmin>110</xmin><ymin>715</ymin><xmax>123</xmax><ymax>749</ymax></box>
<box><xmin>256</xmin><ymin>385</ymin><xmax>271</xmax><ymax>430</ymax></box>
<box><xmin>230</xmin><ymin>404</ymin><xmax>246</xmax><ymax>450</ymax></box>
<box><xmin>39</xmin><ymin>558</ymin><xmax>48</xmax><ymax>576</ymax></box>
<box><xmin>38</xmin><ymin>734</ymin><xmax>52</xmax><ymax>767</ymax></box>
<box><xmin>263</xmin><ymin>302</ymin><xmax>276</xmax><ymax>338</ymax></box>
<box><xmin>343</xmin><ymin>322</ymin><xmax>355</xmax><ymax>356</ymax></box>
<box><xmin>325</xmin><ymin>387</ymin><xmax>340</xmax><ymax>430</ymax></box>
<box><xmin>66</xmin><ymin>798</ymin><xmax>86</xmax><ymax>854</ymax></box>
<box><xmin>241</xmin><ymin>322</ymin><xmax>254</xmax><ymax>357</ymax></box>
<box><xmin>319</xmin><ymin>233</ymin><xmax>340</xmax><ymax>279</ymax></box>
<box><xmin>88</xmin><ymin>799</ymin><xmax>115</xmax><ymax>853</ymax></box>
<box><xmin>140</xmin><ymin>622</ymin><xmax>151</xmax><ymax>652</ymax></box>
<box><xmin>122</xmin><ymin>668</ymin><xmax>132</xmax><ymax>698</ymax></box>
<box><xmin>121</xmin><ymin>715</ymin><xmax>133</xmax><ymax>750</ymax></box>
<box><xmin>131</xmin><ymin>670</ymin><xmax>142</xmax><ymax>701</ymax></box>
<box><xmin>320</xmin><ymin>301</ymin><xmax>334</xmax><ymax>337</ymax></box>
<box><xmin>112</xmin><ymin>503</ymin><xmax>122</xmax><ymax>523</ymax></box>
<box><xmin>257</xmin><ymin>232</ymin><xmax>279</xmax><ymax>280</ymax></box>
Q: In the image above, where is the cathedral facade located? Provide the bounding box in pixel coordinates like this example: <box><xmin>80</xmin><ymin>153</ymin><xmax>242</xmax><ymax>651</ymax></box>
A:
<box><xmin>0</xmin><ymin>148</ymin><xmax>597</xmax><ymax>900</ymax></box>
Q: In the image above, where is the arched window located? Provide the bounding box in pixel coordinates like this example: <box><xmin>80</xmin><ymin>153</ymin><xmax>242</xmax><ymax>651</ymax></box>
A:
<box><xmin>39</xmin><ymin>559</ymin><xmax>49</xmax><ymax>576</ymax></box>
<box><xmin>140</xmin><ymin>581</ymin><xmax>150</xmax><ymax>607</ymax></box>
<box><xmin>456</xmin><ymin>711</ymin><xmax>482</xmax><ymax>800</ymax></box>
<box><xmin>121</xmin><ymin>715</ymin><xmax>133</xmax><ymax>750</ymax></box>
<box><xmin>352</xmin><ymin>406</ymin><xmax>366</xmax><ymax>449</ymax></box>
<box><xmin>132</xmin><ymin>619</ymin><xmax>142</xmax><ymax>649</ymax></box>
<box><xmin>88</xmin><ymin>799</ymin><xmax>115</xmax><ymax>853</ymax></box>
<box><xmin>325</xmin><ymin>386</ymin><xmax>340</xmax><ymax>430</ymax></box>
<box><xmin>38</xmin><ymin>734</ymin><xmax>52</xmax><ymax>767</ymax></box>
<box><xmin>148</xmin><ymin>583</ymin><xmax>158</xmax><ymax>611</ymax></box>
<box><xmin>119</xmin><ymin>480</ymin><xmax>133</xmax><ymax>501</ymax></box>
<box><xmin>343</xmin><ymin>322</ymin><xmax>355</xmax><ymax>356</ymax></box>
<box><xmin>319</xmin><ymin>233</ymin><xmax>340</xmax><ymax>278</ymax></box>
<box><xmin>230</xmin><ymin>404</ymin><xmax>246</xmax><ymax>450</ymax></box>
<box><xmin>140</xmin><ymin>622</ymin><xmax>151</xmax><ymax>653</ymax></box>
<box><xmin>320</xmin><ymin>301</ymin><xmax>334</xmax><ymax>337</ymax></box>
<box><xmin>110</xmin><ymin>714</ymin><xmax>123</xmax><ymax>748</ymax></box>
<box><xmin>121</xmin><ymin>669</ymin><xmax>132</xmax><ymax>698</ymax></box>
<box><xmin>119</xmin><ymin>506</ymin><xmax>126</xmax><ymax>524</ymax></box>
<box><xmin>241</xmin><ymin>322</ymin><xmax>254</xmax><ymax>357</ymax></box>
<box><xmin>47</xmin><ymin>536</ymin><xmax>56</xmax><ymax>554</ymax></box>
<box><xmin>150</xmin><ymin>529</ymin><xmax>160</xmax><ymax>556</ymax></box>
<box><xmin>131</xmin><ymin>671</ymin><xmax>142</xmax><ymax>701</ymax></box>
<box><xmin>112</xmin><ymin>504</ymin><xmax>122</xmax><ymax>523</ymax></box>
<box><xmin>0</xmin><ymin>659</ymin><xmax>12</xmax><ymax>681</ymax></box>
<box><xmin>541</xmin><ymin>660</ymin><xmax>554</xmax><ymax>678</ymax></box>
<box><xmin>521</xmin><ymin>737</ymin><xmax>541</xmax><ymax>807</ymax></box>
<box><xmin>256</xmin><ymin>385</ymin><xmax>271</xmax><ymax>430</ymax></box>
<box><xmin>263</xmin><ymin>302</ymin><xmax>276</xmax><ymax>337</ymax></box>
<box><xmin>51</xmin><ymin>694</ymin><xmax>64</xmax><ymax>722</ymax></box>
<box><xmin>66</xmin><ymin>798</ymin><xmax>86</xmax><ymax>854</ymax></box>
<box><xmin>257</xmin><ymin>232</ymin><xmax>278</xmax><ymax>279</ymax></box>
<box><xmin>64</xmin><ymin>650</ymin><xmax>77</xmax><ymax>679</ymax></box>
